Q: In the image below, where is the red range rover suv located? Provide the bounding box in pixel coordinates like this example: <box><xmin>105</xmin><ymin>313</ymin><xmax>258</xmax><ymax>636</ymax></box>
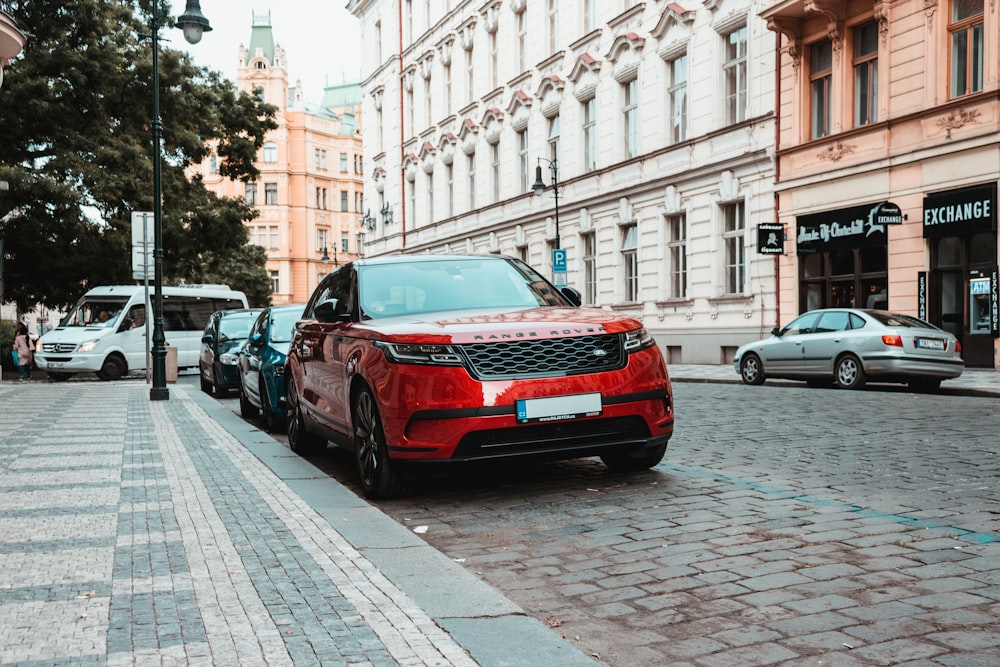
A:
<box><xmin>285</xmin><ymin>254</ymin><xmax>674</xmax><ymax>498</ymax></box>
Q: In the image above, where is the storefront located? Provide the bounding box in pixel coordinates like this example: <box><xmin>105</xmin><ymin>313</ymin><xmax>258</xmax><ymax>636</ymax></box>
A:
<box><xmin>796</xmin><ymin>202</ymin><xmax>889</xmax><ymax>313</ymax></box>
<box><xmin>921</xmin><ymin>183</ymin><xmax>998</xmax><ymax>368</ymax></box>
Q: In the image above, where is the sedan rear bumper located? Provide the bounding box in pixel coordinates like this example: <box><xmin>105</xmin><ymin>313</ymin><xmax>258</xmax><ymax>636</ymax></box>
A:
<box><xmin>862</xmin><ymin>354</ymin><xmax>964</xmax><ymax>380</ymax></box>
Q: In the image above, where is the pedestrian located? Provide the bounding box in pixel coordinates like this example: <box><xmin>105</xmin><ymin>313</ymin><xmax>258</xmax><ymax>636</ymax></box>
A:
<box><xmin>12</xmin><ymin>321</ymin><xmax>33</xmax><ymax>382</ymax></box>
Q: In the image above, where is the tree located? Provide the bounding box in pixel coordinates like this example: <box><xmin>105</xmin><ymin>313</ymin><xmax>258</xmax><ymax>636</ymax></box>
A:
<box><xmin>0</xmin><ymin>0</ymin><xmax>277</xmax><ymax>312</ymax></box>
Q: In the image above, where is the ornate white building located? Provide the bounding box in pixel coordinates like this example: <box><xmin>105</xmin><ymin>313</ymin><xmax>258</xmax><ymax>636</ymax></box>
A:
<box><xmin>347</xmin><ymin>0</ymin><xmax>778</xmax><ymax>363</ymax></box>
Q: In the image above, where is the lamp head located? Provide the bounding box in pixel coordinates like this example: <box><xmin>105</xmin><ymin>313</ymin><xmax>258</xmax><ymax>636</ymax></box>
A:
<box><xmin>321</xmin><ymin>245</ymin><xmax>330</xmax><ymax>262</ymax></box>
<box><xmin>177</xmin><ymin>0</ymin><xmax>212</xmax><ymax>44</ymax></box>
<box><xmin>531</xmin><ymin>164</ymin><xmax>546</xmax><ymax>196</ymax></box>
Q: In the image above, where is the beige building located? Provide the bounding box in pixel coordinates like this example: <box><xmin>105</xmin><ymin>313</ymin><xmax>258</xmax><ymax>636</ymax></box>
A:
<box><xmin>763</xmin><ymin>0</ymin><xmax>999</xmax><ymax>367</ymax></box>
<box><xmin>349</xmin><ymin>0</ymin><xmax>779</xmax><ymax>364</ymax></box>
<box><xmin>196</xmin><ymin>13</ymin><xmax>365</xmax><ymax>305</ymax></box>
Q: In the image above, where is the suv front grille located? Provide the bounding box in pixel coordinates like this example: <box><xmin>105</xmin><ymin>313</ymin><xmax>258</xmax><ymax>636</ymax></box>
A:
<box><xmin>460</xmin><ymin>334</ymin><xmax>625</xmax><ymax>380</ymax></box>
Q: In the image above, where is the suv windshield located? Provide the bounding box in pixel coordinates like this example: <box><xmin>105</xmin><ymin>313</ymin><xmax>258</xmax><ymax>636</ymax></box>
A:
<box><xmin>359</xmin><ymin>258</ymin><xmax>567</xmax><ymax>319</ymax></box>
<box><xmin>62</xmin><ymin>298</ymin><xmax>129</xmax><ymax>327</ymax></box>
<box><xmin>219</xmin><ymin>313</ymin><xmax>258</xmax><ymax>340</ymax></box>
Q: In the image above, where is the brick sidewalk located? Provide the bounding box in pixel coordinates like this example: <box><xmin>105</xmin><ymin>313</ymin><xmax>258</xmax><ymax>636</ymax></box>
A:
<box><xmin>0</xmin><ymin>381</ymin><xmax>596</xmax><ymax>666</ymax></box>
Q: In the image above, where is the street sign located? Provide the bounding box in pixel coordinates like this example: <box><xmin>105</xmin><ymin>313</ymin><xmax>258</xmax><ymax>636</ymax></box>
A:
<box><xmin>552</xmin><ymin>248</ymin><xmax>567</xmax><ymax>272</ymax></box>
<box><xmin>131</xmin><ymin>211</ymin><xmax>154</xmax><ymax>281</ymax></box>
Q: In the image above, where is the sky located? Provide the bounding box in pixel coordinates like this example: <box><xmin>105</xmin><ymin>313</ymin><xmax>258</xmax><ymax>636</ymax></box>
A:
<box><xmin>169</xmin><ymin>1</ymin><xmax>364</xmax><ymax>105</ymax></box>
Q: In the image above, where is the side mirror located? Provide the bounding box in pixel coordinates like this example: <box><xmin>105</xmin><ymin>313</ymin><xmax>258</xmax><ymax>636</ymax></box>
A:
<box><xmin>770</xmin><ymin>327</ymin><xmax>782</xmax><ymax>337</ymax></box>
<box><xmin>248</xmin><ymin>332</ymin><xmax>263</xmax><ymax>345</ymax></box>
<box><xmin>201</xmin><ymin>334</ymin><xmax>214</xmax><ymax>344</ymax></box>
<box><xmin>315</xmin><ymin>298</ymin><xmax>351</xmax><ymax>323</ymax></box>
<box><xmin>560</xmin><ymin>286</ymin><xmax>583</xmax><ymax>307</ymax></box>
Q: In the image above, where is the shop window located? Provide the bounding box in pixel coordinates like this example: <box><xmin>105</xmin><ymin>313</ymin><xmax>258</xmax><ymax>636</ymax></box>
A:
<box><xmin>937</xmin><ymin>236</ymin><xmax>962</xmax><ymax>265</ymax></box>
<box><xmin>831</xmin><ymin>249</ymin><xmax>854</xmax><ymax>275</ymax></box>
<box><xmin>970</xmin><ymin>232</ymin><xmax>994</xmax><ymax>263</ymax></box>
<box><xmin>802</xmin><ymin>253</ymin><xmax>823</xmax><ymax>278</ymax></box>
<box><xmin>860</xmin><ymin>245</ymin><xmax>887</xmax><ymax>272</ymax></box>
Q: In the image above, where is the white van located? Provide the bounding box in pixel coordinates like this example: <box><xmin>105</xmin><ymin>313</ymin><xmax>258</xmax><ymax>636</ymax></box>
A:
<box><xmin>35</xmin><ymin>284</ymin><xmax>248</xmax><ymax>381</ymax></box>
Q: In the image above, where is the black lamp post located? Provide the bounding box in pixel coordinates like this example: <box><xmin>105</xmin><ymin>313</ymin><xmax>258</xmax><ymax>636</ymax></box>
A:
<box><xmin>531</xmin><ymin>158</ymin><xmax>560</xmax><ymax>250</ymax></box>
<box><xmin>148</xmin><ymin>1</ymin><xmax>212</xmax><ymax>401</ymax></box>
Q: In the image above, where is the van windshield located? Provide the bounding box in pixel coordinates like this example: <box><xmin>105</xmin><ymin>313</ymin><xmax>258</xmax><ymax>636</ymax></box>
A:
<box><xmin>62</xmin><ymin>298</ymin><xmax>130</xmax><ymax>327</ymax></box>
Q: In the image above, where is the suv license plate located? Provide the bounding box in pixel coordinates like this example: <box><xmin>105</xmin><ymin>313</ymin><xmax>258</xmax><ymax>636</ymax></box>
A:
<box><xmin>516</xmin><ymin>393</ymin><xmax>602</xmax><ymax>424</ymax></box>
<box><xmin>916</xmin><ymin>337</ymin><xmax>945</xmax><ymax>350</ymax></box>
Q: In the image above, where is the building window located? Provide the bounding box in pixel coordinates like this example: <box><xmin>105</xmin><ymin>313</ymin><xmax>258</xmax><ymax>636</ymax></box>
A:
<box><xmin>375</xmin><ymin>20</ymin><xmax>382</xmax><ymax>63</ymax></box>
<box><xmin>340</xmin><ymin>152</ymin><xmax>348</xmax><ymax>172</ymax></box>
<box><xmin>517</xmin><ymin>129</ymin><xmax>529</xmax><ymax>193</ymax></box>
<box><xmin>341</xmin><ymin>232</ymin><xmax>349</xmax><ymax>253</ymax></box>
<box><xmin>315</xmin><ymin>187</ymin><xmax>327</xmax><ymax>210</ymax></box>
<box><xmin>404</xmin><ymin>0</ymin><xmax>413</xmax><ymax>41</ymax></box>
<box><xmin>406</xmin><ymin>87</ymin><xmax>414</xmax><ymax>135</ymax></box>
<box><xmin>583</xmin><ymin>232</ymin><xmax>597</xmax><ymax>305</ymax></box>
<box><xmin>723</xmin><ymin>25</ymin><xmax>748</xmax><ymax>124</ymax></box>
<box><xmin>446</xmin><ymin>163</ymin><xmax>454</xmax><ymax>217</ymax></box>
<box><xmin>583</xmin><ymin>97</ymin><xmax>597</xmax><ymax>171</ymax></box>
<box><xmin>810</xmin><ymin>40</ymin><xmax>832</xmax><ymax>139</ymax></box>
<box><xmin>467</xmin><ymin>153</ymin><xmax>476</xmax><ymax>209</ymax></box>
<box><xmin>317</xmin><ymin>228</ymin><xmax>329</xmax><ymax>255</ymax></box>
<box><xmin>244</xmin><ymin>183</ymin><xmax>257</xmax><ymax>205</ymax></box>
<box><xmin>355</xmin><ymin>192</ymin><xmax>362</xmax><ymax>213</ymax></box>
<box><xmin>269</xmin><ymin>270</ymin><xmax>279</xmax><ymax>294</ymax></box>
<box><xmin>584</xmin><ymin>0</ymin><xmax>596</xmax><ymax>32</ymax></box>
<box><xmin>667</xmin><ymin>213</ymin><xmax>687</xmax><ymax>299</ymax></box>
<box><xmin>262</xmin><ymin>142</ymin><xmax>277</xmax><ymax>163</ymax></box>
<box><xmin>668</xmin><ymin>53</ymin><xmax>688</xmax><ymax>142</ymax></box>
<box><xmin>950</xmin><ymin>0</ymin><xmax>984</xmax><ymax>98</ymax></box>
<box><xmin>264</xmin><ymin>183</ymin><xmax>278</xmax><ymax>206</ymax></box>
<box><xmin>623</xmin><ymin>78</ymin><xmax>638</xmax><ymax>159</ymax></box>
<box><xmin>254</xmin><ymin>86</ymin><xmax>265</xmax><ymax>102</ymax></box>
<box><xmin>548</xmin><ymin>116</ymin><xmax>560</xmax><ymax>164</ymax></box>
<box><xmin>444</xmin><ymin>62</ymin><xmax>452</xmax><ymax>109</ymax></box>
<box><xmin>547</xmin><ymin>0</ymin><xmax>559</xmax><ymax>53</ymax></box>
<box><xmin>340</xmin><ymin>190</ymin><xmax>349</xmax><ymax>212</ymax></box>
<box><xmin>268</xmin><ymin>225</ymin><xmax>279</xmax><ymax>250</ymax></box>
<box><xmin>622</xmin><ymin>224</ymin><xmax>638</xmax><ymax>303</ymax></box>
<box><xmin>209</xmin><ymin>155</ymin><xmax>217</xmax><ymax>173</ymax></box>
<box><xmin>425</xmin><ymin>78</ymin><xmax>433</xmax><ymax>126</ymax></box>
<box><xmin>723</xmin><ymin>202</ymin><xmax>746</xmax><ymax>294</ymax></box>
<box><xmin>490</xmin><ymin>31</ymin><xmax>498</xmax><ymax>88</ymax></box>
<box><xmin>427</xmin><ymin>171</ymin><xmax>434</xmax><ymax>222</ymax></box>
<box><xmin>408</xmin><ymin>179</ymin><xmax>416</xmax><ymax>227</ymax></box>
<box><xmin>466</xmin><ymin>44</ymin><xmax>475</xmax><ymax>99</ymax></box>
<box><xmin>316</xmin><ymin>149</ymin><xmax>327</xmax><ymax>170</ymax></box>
<box><xmin>491</xmin><ymin>142</ymin><xmax>500</xmax><ymax>202</ymax></box>
<box><xmin>853</xmin><ymin>22</ymin><xmax>878</xmax><ymax>126</ymax></box>
<box><xmin>516</xmin><ymin>11</ymin><xmax>527</xmax><ymax>72</ymax></box>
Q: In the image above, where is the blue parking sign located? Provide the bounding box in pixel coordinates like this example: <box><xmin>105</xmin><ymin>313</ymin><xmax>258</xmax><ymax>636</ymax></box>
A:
<box><xmin>552</xmin><ymin>248</ymin><xmax>567</xmax><ymax>273</ymax></box>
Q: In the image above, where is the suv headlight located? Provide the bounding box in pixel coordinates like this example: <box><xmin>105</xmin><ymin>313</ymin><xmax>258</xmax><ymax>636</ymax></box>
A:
<box><xmin>78</xmin><ymin>339</ymin><xmax>101</xmax><ymax>353</ymax></box>
<box><xmin>220</xmin><ymin>352</ymin><xmax>241</xmax><ymax>366</ymax></box>
<box><xmin>374</xmin><ymin>341</ymin><xmax>464</xmax><ymax>366</ymax></box>
<box><xmin>623</xmin><ymin>327</ymin><xmax>656</xmax><ymax>353</ymax></box>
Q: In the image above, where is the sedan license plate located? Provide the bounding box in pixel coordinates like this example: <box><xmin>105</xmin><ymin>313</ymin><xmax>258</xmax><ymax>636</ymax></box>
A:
<box><xmin>516</xmin><ymin>392</ymin><xmax>602</xmax><ymax>424</ymax></box>
<box><xmin>915</xmin><ymin>337</ymin><xmax>946</xmax><ymax>351</ymax></box>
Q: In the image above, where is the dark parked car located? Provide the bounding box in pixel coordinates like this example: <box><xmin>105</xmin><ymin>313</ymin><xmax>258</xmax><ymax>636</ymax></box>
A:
<box><xmin>285</xmin><ymin>254</ymin><xmax>675</xmax><ymax>499</ymax></box>
<box><xmin>199</xmin><ymin>308</ymin><xmax>262</xmax><ymax>397</ymax></box>
<box><xmin>734</xmin><ymin>308</ymin><xmax>964</xmax><ymax>391</ymax></box>
<box><xmin>238</xmin><ymin>304</ymin><xmax>306</xmax><ymax>432</ymax></box>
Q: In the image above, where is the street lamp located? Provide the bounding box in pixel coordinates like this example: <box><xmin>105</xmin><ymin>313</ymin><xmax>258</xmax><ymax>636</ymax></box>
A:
<box><xmin>148</xmin><ymin>1</ymin><xmax>212</xmax><ymax>401</ymax></box>
<box><xmin>531</xmin><ymin>157</ymin><xmax>560</xmax><ymax>250</ymax></box>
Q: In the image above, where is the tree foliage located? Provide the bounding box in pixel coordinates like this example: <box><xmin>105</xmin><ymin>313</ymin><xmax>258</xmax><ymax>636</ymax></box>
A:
<box><xmin>0</xmin><ymin>0</ymin><xmax>277</xmax><ymax>312</ymax></box>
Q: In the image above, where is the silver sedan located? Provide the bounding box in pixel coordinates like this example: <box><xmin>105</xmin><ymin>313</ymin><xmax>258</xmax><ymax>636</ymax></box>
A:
<box><xmin>734</xmin><ymin>309</ymin><xmax>964</xmax><ymax>391</ymax></box>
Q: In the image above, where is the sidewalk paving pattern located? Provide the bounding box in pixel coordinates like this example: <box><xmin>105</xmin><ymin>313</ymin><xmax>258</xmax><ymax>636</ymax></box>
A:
<box><xmin>1</xmin><ymin>365</ymin><xmax>998</xmax><ymax>665</ymax></box>
<box><xmin>0</xmin><ymin>381</ymin><xmax>595</xmax><ymax>666</ymax></box>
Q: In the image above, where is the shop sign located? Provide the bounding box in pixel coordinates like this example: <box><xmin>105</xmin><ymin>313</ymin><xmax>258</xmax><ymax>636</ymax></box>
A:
<box><xmin>796</xmin><ymin>202</ymin><xmax>888</xmax><ymax>253</ymax></box>
<box><xmin>917</xmin><ymin>271</ymin><xmax>927</xmax><ymax>321</ymax></box>
<box><xmin>875</xmin><ymin>201</ymin><xmax>904</xmax><ymax>225</ymax></box>
<box><xmin>922</xmin><ymin>183</ymin><xmax>997</xmax><ymax>238</ymax></box>
<box><xmin>757</xmin><ymin>223</ymin><xmax>785</xmax><ymax>254</ymax></box>
<box><xmin>993</xmin><ymin>268</ymin><xmax>999</xmax><ymax>338</ymax></box>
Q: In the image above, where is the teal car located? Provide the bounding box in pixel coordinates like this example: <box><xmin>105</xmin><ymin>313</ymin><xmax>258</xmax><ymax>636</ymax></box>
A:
<box><xmin>238</xmin><ymin>304</ymin><xmax>305</xmax><ymax>432</ymax></box>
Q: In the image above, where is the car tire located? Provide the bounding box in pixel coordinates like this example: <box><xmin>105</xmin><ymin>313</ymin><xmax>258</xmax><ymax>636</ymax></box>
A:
<box><xmin>97</xmin><ymin>354</ymin><xmax>126</xmax><ymax>381</ymax></box>
<box><xmin>239</xmin><ymin>383</ymin><xmax>258</xmax><ymax>418</ymax></box>
<box><xmin>212</xmin><ymin>364</ymin><xmax>228</xmax><ymax>398</ymax></box>
<box><xmin>601</xmin><ymin>441</ymin><xmax>668</xmax><ymax>473</ymax></box>
<box><xmin>261</xmin><ymin>379</ymin><xmax>283</xmax><ymax>433</ymax></box>
<box><xmin>199</xmin><ymin>364</ymin><xmax>212</xmax><ymax>394</ymax></box>
<box><xmin>835</xmin><ymin>354</ymin><xmax>866</xmax><ymax>390</ymax></box>
<box><xmin>286</xmin><ymin>375</ymin><xmax>325</xmax><ymax>455</ymax></box>
<box><xmin>353</xmin><ymin>386</ymin><xmax>409</xmax><ymax>499</ymax></box>
<box><xmin>908</xmin><ymin>378</ymin><xmax>941</xmax><ymax>393</ymax></box>
<box><xmin>740</xmin><ymin>354</ymin><xmax>766</xmax><ymax>386</ymax></box>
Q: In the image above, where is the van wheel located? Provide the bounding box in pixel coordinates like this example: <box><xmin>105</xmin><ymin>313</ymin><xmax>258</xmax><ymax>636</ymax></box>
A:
<box><xmin>97</xmin><ymin>354</ymin><xmax>126</xmax><ymax>381</ymax></box>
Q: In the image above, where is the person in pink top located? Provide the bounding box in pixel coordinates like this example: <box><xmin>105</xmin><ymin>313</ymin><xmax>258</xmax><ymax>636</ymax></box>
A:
<box><xmin>12</xmin><ymin>321</ymin><xmax>33</xmax><ymax>382</ymax></box>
